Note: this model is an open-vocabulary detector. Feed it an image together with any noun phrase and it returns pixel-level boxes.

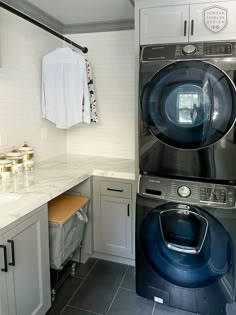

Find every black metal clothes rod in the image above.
[0,1,88,53]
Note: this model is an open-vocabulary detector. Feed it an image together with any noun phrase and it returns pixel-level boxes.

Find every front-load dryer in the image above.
[136,175,236,315]
[139,41,236,184]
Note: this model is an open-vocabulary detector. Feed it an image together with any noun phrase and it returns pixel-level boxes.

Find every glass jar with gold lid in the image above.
[19,142,34,171]
[6,147,24,174]
[0,154,12,178]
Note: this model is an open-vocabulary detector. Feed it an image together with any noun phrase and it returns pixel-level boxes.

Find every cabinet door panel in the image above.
[140,5,189,45]
[99,196,132,258]
[0,236,8,315]
[5,208,50,315]
[190,1,236,42]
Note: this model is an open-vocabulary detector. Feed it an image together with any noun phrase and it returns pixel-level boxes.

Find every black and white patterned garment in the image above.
[82,59,98,123]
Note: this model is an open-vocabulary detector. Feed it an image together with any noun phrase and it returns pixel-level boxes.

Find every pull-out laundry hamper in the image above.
[48,195,89,270]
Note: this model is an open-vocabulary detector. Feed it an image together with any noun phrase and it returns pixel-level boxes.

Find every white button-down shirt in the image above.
[42,47,90,129]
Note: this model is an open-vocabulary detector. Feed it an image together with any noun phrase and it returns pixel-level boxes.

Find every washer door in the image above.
[141,61,236,149]
[140,203,233,288]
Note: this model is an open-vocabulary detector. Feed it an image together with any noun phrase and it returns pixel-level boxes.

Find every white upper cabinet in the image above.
[140,5,189,45]
[190,1,236,42]
[140,1,236,45]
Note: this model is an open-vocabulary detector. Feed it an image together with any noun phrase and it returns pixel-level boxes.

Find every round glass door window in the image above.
[141,61,236,149]
[140,203,233,288]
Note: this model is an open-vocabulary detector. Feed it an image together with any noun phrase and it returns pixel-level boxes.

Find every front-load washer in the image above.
[136,175,236,315]
[139,41,236,184]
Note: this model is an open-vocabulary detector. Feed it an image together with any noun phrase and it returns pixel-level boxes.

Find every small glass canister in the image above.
[6,147,24,174]
[0,154,12,178]
[19,142,34,171]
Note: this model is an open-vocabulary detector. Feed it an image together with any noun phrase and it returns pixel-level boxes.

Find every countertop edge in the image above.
[0,167,135,234]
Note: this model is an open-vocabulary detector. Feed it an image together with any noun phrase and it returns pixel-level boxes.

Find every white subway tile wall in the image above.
[0,10,135,161]
[67,31,135,159]
[0,9,66,161]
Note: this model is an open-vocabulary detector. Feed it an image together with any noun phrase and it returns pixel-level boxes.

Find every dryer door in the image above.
[140,203,233,288]
[141,61,236,149]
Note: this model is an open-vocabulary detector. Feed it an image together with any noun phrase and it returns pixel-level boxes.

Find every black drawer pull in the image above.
[8,240,15,266]
[107,188,124,193]
[0,245,8,272]
[127,204,130,217]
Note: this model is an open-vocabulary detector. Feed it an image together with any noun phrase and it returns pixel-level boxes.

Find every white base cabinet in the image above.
[93,177,133,259]
[100,196,132,257]
[0,236,8,315]
[0,205,51,315]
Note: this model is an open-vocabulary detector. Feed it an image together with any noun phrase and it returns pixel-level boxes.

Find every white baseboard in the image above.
[80,251,135,266]
[91,252,135,266]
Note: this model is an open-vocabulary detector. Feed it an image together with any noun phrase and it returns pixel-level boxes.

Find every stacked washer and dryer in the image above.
[136,41,236,314]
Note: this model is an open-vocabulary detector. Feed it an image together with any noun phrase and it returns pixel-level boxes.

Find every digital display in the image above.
[205,44,232,56]
[200,187,226,203]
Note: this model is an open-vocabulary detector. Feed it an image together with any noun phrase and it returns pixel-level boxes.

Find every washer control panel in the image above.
[139,175,236,208]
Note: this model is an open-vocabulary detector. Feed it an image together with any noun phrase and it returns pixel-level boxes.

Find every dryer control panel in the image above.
[141,41,236,61]
[139,175,236,208]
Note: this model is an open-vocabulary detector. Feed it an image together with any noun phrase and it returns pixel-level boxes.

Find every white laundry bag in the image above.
[48,195,89,270]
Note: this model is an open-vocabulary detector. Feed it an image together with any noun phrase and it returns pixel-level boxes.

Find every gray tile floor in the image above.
[47,259,197,315]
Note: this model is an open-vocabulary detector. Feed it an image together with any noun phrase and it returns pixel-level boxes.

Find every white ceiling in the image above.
[26,0,134,24]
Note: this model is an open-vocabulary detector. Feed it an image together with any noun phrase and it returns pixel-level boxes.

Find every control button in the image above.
[182,45,196,55]
[177,186,191,198]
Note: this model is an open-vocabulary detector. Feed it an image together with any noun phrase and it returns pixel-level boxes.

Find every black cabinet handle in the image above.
[8,240,15,266]
[127,204,130,217]
[0,245,8,272]
[191,20,194,36]
[184,20,187,36]
[107,188,123,193]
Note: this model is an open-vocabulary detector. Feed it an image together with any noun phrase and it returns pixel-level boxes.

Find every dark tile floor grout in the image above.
[119,286,135,292]
[47,259,198,315]
[65,261,130,315]
[65,305,102,315]
[105,265,129,315]
[60,259,99,314]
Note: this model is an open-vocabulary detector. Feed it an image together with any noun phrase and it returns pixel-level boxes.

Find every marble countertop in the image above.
[0,154,135,234]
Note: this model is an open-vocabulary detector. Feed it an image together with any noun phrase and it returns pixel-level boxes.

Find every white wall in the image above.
[0,9,66,161]
[67,31,135,160]
[0,13,135,161]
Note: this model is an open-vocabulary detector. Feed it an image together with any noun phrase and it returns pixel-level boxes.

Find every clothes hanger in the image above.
[68,39,88,61]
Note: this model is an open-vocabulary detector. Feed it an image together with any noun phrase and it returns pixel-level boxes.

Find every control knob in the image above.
[178,186,191,198]
[182,45,196,55]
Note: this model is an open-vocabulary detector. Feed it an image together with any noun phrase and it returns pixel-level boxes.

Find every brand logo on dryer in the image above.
[203,6,228,33]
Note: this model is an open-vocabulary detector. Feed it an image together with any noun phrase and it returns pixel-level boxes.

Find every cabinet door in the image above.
[190,1,236,42]
[140,5,189,45]
[0,236,8,315]
[5,207,51,315]
[99,196,132,258]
